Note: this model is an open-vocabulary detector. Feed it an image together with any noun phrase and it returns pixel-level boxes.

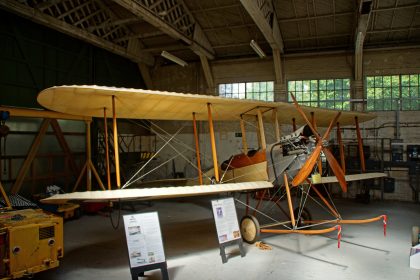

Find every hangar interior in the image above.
[0,0,419,279]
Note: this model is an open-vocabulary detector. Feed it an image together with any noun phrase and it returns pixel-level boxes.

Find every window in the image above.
[287,79,351,110]
[366,74,420,111]
[218,81,274,101]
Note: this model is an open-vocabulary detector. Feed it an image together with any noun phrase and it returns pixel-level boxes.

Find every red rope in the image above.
[383,215,388,237]
[337,225,342,248]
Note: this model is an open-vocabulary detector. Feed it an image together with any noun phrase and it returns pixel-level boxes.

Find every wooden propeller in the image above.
[290,93,347,192]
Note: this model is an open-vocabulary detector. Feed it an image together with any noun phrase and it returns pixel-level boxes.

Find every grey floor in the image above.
[34,196,420,280]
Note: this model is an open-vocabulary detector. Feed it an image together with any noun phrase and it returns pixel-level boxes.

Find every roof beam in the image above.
[355,0,372,81]
[372,3,420,12]
[285,33,352,41]
[112,0,215,59]
[279,12,353,23]
[0,0,155,66]
[240,0,284,52]
[199,55,215,93]
[354,0,373,110]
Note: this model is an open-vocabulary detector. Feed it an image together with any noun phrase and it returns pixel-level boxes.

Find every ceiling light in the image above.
[161,51,188,67]
[250,40,266,58]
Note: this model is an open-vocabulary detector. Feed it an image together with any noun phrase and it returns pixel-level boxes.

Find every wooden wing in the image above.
[37,85,375,126]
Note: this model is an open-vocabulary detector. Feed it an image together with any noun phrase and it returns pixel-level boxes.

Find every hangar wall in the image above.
[152,48,420,201]
[0,10,145,195]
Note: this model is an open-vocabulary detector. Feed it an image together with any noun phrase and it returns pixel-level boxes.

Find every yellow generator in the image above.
[0,209,63,279]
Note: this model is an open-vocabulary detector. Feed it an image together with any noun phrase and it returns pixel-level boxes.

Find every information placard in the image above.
[211,197,241,244]
[123,212,166,268]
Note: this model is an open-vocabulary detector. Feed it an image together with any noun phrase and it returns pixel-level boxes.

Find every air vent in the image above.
[39,226,54,240]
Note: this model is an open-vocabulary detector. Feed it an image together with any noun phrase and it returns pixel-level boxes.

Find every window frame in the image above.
[218,81,274,102]
[287,78,351,110]
[365,74,420,111]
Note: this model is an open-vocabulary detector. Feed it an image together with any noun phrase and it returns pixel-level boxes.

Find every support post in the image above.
[355,116,366,172]
[310,112,317,130]
[336,122,346,174]
[207,103,219,182]
[284,173,295,227]
[240,116,248,154]
[292,118,296,132]
[255,116,261,148]
[104,108,111,190]
[273,109,280,142]
[112,96,121,188]
[257,109,266,150]
[86,120,92,190]
[192,113,203,185]
[310,112,322,174]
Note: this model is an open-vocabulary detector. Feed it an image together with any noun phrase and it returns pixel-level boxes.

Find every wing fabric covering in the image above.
[41,181,273,204]
[37,85,376,126]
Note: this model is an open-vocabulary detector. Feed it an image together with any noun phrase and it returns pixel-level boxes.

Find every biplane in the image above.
[38,85,387,246]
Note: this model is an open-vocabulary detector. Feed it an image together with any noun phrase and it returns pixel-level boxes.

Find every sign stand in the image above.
[211,197,246,263]
[219,238,245,264]
[123,212,169,279]
[130,262,169,280]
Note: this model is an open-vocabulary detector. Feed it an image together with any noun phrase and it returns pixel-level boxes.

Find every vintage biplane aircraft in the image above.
[38,85,387,246]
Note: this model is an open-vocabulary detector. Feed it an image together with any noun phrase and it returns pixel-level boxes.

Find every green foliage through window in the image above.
[366,74,420,111]
[218,81,274,101]
[287,79,351,110]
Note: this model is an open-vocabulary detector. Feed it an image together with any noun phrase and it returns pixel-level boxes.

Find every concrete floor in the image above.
[34,196,420,280]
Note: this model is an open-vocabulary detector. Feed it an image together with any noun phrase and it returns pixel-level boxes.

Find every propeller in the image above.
[290,94,347,192]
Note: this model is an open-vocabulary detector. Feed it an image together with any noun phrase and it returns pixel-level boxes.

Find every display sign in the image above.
[211,197,241,244]
[123,212,166,268]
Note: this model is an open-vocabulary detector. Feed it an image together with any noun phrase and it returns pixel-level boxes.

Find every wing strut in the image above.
[355,116,366,173]
[336,122,346,174]
[257,109,267,150]
[240,116,248,154]
[112,96,121,188]
[207,103,219,182]
[103,108,111,190]
[192,113,203,185]
[273,108,281,142]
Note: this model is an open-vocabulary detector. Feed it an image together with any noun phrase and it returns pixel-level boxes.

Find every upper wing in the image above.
[37,85,375,126]
[312,172,387,185]
[41,181,273,204]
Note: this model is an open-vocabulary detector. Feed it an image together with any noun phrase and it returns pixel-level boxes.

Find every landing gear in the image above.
[412,226,420,246]
[240,215,260,244]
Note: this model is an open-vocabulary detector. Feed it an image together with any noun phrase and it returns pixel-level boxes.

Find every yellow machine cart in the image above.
[0,209,63,279]
[0,181,63,279]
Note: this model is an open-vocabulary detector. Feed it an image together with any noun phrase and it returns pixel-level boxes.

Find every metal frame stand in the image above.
[130,261,169,280]
[219,239,245,264]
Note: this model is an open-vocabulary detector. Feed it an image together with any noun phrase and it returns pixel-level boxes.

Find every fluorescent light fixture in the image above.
[250,40,266,58]
[161,51,188,67]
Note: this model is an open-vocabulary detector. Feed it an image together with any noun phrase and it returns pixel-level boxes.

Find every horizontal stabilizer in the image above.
[41,181,273,204]
[312,172,387,185]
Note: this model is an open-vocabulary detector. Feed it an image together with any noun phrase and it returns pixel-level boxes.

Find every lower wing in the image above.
[41,181,273,204]
[313,172,387,184]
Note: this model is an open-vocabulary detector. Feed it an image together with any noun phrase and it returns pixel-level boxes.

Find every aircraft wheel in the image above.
[412,226,420,246]
[293,207,312,228]
[240,215,260,244]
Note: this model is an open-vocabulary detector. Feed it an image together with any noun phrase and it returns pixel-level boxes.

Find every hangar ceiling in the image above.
[0,0,419,65]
